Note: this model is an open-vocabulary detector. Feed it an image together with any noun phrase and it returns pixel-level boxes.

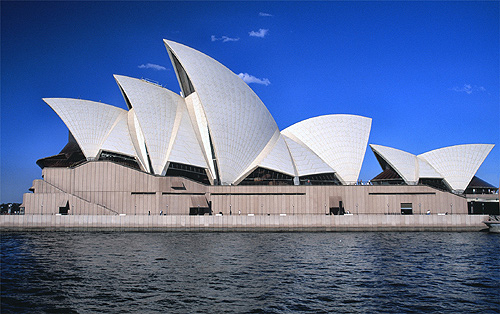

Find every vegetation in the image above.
[1,203,23,214]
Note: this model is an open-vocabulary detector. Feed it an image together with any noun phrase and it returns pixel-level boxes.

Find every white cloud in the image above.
[238,73,271,86]
[259,12,273,17]
[249,29,269,38]
[451,84,486,94]
[138,63,167,71]
[211,35,240,42]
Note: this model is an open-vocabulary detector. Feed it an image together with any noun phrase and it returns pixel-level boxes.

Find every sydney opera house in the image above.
[21,40,497,219]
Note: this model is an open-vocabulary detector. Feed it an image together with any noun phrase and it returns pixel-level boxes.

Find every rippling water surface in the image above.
[2,232,499,313]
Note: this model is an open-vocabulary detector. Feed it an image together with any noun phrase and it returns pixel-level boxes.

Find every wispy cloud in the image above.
[211,35,240,42]
[138,63,167,71]
[259,12,273,17]
[238,73,271,86]
[451,84,486,94]
[249,29,269,38]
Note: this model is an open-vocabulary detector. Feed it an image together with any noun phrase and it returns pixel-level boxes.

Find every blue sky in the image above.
[1,1,498,203]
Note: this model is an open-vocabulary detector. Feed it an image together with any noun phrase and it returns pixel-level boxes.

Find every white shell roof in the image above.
[184,92,217,179]
[258,134,296,177]
[43,40,378,186]
[370,144,419,183]
[371,143,494,192]
[167,99,208,170]
[164,40,279,184]
[127,108,151,173]
[417,158,441,178]
[43,39,495,191]
[282,114,372,184]
[43,98,132,159]
[114,75,185,175]
[419,144,494,192]
[100,110,136,157]
[283,136,335,176]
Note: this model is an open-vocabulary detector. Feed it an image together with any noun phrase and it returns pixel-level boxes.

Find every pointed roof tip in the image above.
[113,74,129,81]
[113,74,125,83]
[369,144,401,152]
[163,39,176,48]
[163,39,180,44]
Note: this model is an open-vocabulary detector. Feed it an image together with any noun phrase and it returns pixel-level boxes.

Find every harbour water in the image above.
[1,232,499,313]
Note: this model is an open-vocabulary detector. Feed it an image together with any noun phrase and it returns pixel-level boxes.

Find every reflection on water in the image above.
[2,232,499,313]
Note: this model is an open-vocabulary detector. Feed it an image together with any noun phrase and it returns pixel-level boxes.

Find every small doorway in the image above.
[329,196,344,215]
[59,201,70,215]
[189,196,211,215]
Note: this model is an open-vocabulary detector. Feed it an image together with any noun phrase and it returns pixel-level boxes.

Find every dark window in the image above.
[240,167,294,186]
[300,173,341,185]
[468,201,499,215]
[99,151,141,170]
[401,203,413,215]
[419,178,450,192]
[165,162,210,185]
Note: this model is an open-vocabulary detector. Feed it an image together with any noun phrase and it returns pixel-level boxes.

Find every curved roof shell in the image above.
[42,40,379,186]
[419,144,494,192]
[370,144,419,184]
[257,134,297,177]
[164,40,279,184]
[371,143,494,192]
[282,114,372,184]
[115,75,187,175]
[167,98,209,170]
[100,110,137,158]
[43,98,135,160]
[283,136,335,177]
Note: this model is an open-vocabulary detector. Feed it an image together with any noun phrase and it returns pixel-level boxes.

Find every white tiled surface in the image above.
[46,41,491,192]
[44,98,127,159]
[168,100,208,169]
[417,157,441,179]
[165,40,279,184]
[184,92,216,178]
[284,136,334,176]
[100,111,136,157]
[370,144,418,183]
[115,75,183,175]
[258,134,296,177]
[127,109,150,173]
[419,144,494,192]
[283,115,371,184]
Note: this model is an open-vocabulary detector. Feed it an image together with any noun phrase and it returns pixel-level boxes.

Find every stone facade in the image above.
[22,161,468,217]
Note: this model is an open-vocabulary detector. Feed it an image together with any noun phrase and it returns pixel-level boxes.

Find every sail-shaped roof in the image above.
[114,75,185,175]
[371,143,495,192]
[283,136,335,176]
[419,144,494,192]
[100,110,136,157]
[370,144,419,184]
[43,98,132,160]
[164,40,279,184]
[282,114,371,184]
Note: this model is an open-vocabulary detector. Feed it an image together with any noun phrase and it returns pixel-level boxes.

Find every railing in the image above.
[489,215,500,222]
[141,77,162,87]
